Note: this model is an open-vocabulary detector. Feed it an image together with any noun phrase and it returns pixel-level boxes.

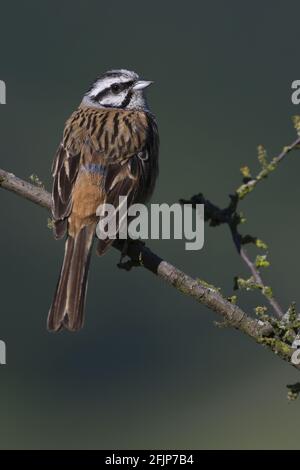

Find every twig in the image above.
[235,136,300,199]
[229,222,284,319]
[239,247,283,318]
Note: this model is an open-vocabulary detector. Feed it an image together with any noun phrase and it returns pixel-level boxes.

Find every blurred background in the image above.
[0,0,300,450]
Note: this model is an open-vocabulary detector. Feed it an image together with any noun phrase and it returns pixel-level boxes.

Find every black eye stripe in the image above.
[93,80,135,102]
[111,80,134,93]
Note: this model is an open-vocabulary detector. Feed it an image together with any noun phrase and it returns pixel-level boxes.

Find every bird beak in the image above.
[132,80,154,91]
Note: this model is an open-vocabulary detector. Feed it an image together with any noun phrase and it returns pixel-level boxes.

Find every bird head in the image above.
[83,69,153,110]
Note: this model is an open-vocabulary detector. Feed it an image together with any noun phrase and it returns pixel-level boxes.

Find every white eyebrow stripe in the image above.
[91,76,131,96]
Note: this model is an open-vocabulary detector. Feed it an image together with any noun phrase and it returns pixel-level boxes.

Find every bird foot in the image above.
[117,239,145,271]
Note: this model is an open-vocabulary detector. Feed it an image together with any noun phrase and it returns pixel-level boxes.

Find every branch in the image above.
[235,135,300,199]
[0,167,299,375]
[0,169,51,209]
[180,192,284,318]
[239,246,283,318]
[181,134,300,319]
[229,215,284,319]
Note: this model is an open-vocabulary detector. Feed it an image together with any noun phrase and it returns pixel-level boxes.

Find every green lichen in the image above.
[235,276,261,292]
[236,182,256,199]
[257,145,268,169]
[266,162,277,173]
[255,162,277,182]
[30,174,44,189]
[287,382,300,402]
[196,278,221,293]
[255,306,268,317]
[227,295,237,304]
[47,218,54,230]
[255,238,268,250]
[240,166,252,178]
[255,255,270,268]
[287,302,297,323]
[262,286,273,299]
[282,330,295,344]
[292,115,300,137]
[259,337,291,358]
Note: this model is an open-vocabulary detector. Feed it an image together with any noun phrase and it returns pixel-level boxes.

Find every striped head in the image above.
[82,69,153,111]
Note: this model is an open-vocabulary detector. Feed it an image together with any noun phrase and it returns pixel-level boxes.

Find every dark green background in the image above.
[1,0,300,450]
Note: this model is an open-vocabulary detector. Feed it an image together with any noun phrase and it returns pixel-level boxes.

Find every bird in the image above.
[48,69,159,332]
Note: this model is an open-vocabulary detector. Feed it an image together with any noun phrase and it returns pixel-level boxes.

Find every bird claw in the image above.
[117,239,145,271]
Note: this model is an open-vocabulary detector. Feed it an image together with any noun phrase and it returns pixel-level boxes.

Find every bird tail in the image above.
[48,223,95,332]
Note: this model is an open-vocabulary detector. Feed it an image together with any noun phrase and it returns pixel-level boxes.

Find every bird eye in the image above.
[111,83,121,94]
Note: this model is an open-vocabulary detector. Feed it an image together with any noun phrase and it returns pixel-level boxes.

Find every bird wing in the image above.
[51,111,88,238]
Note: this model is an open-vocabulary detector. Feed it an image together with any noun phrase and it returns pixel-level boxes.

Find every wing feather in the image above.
[52,146,81,238]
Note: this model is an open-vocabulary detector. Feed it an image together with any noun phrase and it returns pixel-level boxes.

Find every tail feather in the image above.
[48,223,95,332]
